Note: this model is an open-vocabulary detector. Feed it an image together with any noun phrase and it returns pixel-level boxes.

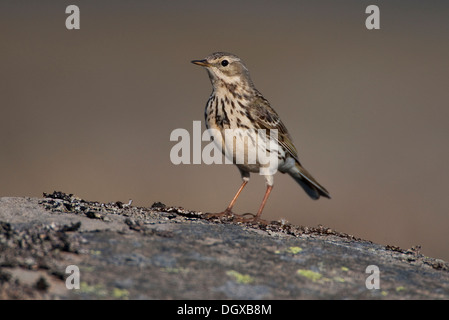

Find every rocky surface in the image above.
[1,192,448,299]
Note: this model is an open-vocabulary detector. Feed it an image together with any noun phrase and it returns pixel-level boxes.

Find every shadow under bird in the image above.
[192,52,330,221]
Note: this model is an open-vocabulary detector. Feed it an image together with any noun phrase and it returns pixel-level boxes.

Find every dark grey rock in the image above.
[1,193,449,299]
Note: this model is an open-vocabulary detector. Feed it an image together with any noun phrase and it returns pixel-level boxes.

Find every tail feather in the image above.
[288,163,331,200]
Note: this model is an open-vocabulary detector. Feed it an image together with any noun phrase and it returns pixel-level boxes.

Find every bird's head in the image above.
[191,52,253,88]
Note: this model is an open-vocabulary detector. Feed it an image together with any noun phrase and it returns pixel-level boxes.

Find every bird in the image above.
[191,52,330,222]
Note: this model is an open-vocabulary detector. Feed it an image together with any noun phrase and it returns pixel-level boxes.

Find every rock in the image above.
[0,192,449,299]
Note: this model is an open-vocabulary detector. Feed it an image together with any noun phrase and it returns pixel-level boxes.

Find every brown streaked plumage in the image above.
[192,52,330,222]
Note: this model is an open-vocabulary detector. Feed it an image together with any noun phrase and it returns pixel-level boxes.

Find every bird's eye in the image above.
[221,60,229,67]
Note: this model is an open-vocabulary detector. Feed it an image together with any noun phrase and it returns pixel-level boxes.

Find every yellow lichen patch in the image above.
[226,270,255,284]
[112,288,130,299]
[89,250,101,256]
[296,269,329,283]
[333,276,345,283]
[286,246,303,254]
[162,267,189,274]
[275,246,303,255]
[78,281,108,297]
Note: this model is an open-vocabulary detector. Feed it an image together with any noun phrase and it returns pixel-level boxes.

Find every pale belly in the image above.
[207,120,287,175]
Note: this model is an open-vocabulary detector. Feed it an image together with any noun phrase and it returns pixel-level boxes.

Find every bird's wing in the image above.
[248,95,302,165]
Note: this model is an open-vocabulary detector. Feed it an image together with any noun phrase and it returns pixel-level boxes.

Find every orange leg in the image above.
[225,180,248,212]
[205,180,248,219]
[205,182,273,223]
[235,185,273,223]
[255,185,273,219]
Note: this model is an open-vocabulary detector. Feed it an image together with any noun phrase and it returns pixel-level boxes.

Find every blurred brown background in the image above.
[1,1,449,260]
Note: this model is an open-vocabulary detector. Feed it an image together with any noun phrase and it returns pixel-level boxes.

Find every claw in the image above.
[232,213,270,225]
[204,209,234,220]
[204,209,270,225]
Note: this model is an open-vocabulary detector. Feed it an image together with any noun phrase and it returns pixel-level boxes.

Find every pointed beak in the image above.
[191,59,210,67]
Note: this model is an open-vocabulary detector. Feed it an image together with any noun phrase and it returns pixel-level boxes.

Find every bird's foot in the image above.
[232,213,270,225]
[204,209,234,221]
[204,210,270,225]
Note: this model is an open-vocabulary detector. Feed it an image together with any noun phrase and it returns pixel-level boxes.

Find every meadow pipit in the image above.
[192,52,330,221]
